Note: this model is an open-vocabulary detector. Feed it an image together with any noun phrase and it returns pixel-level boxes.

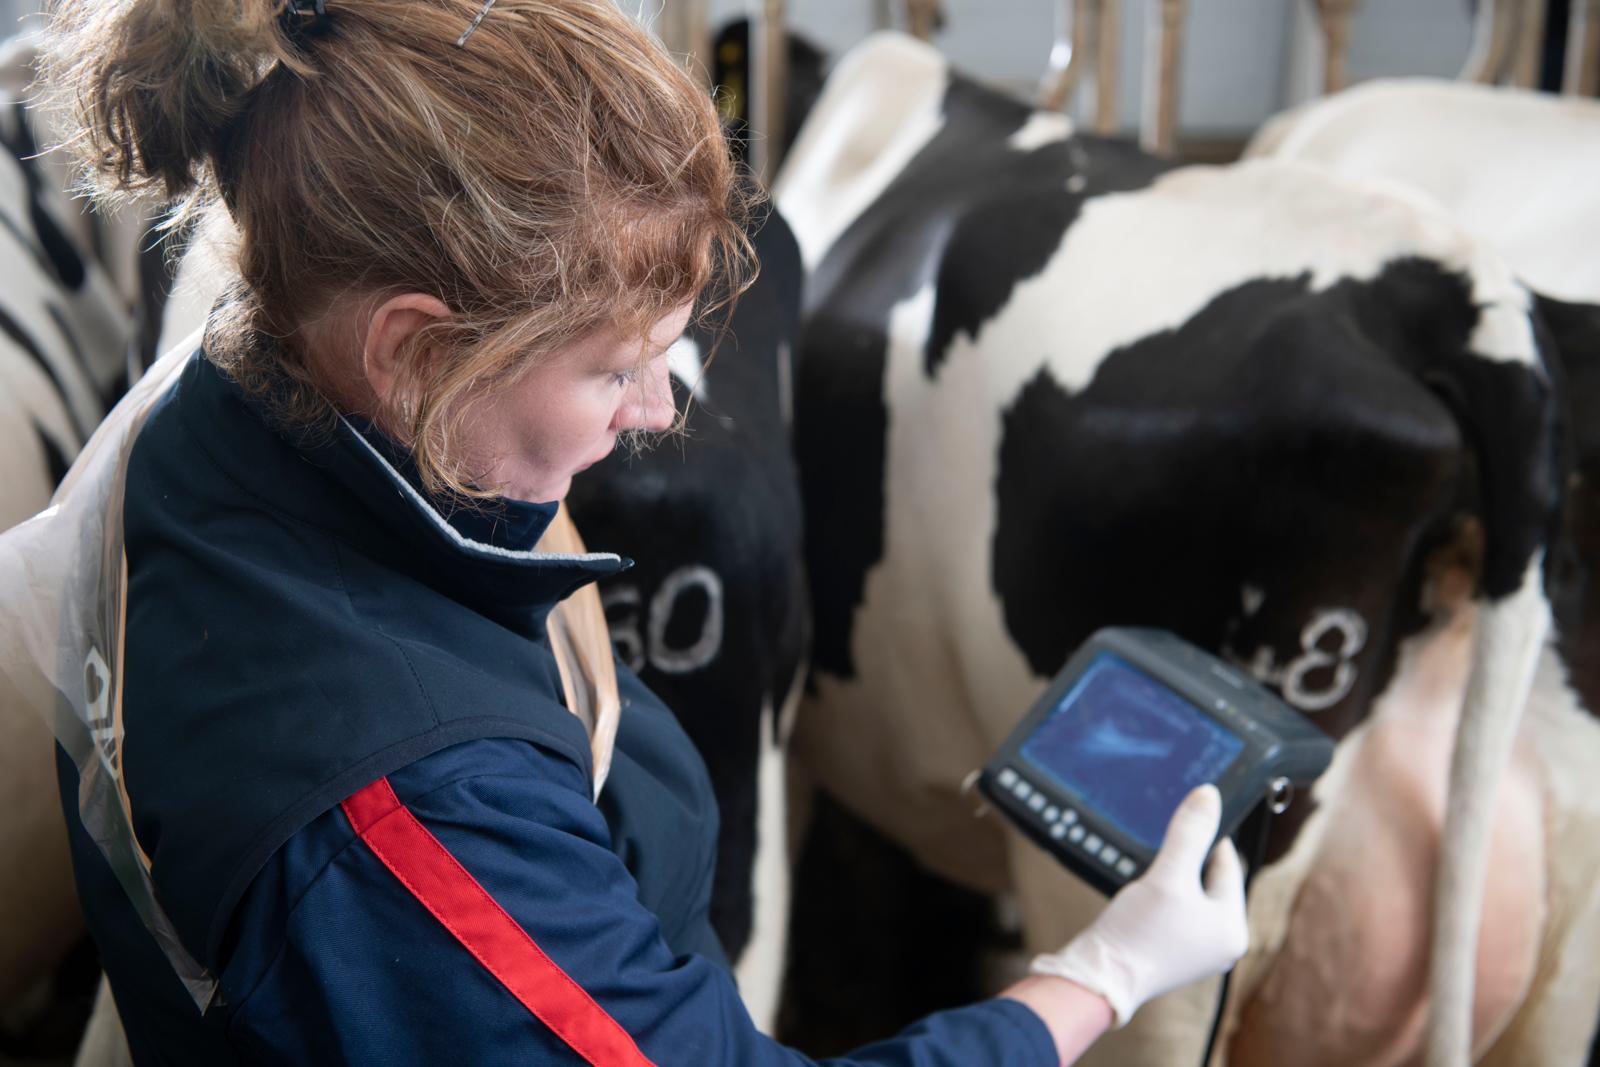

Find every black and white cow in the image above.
[564,211,808,1027]
[775,34,1564,1067]
[0,32,142,1056]
[1247,79,1600,1066]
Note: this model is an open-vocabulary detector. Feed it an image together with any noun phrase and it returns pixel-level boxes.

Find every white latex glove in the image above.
[1029,784,1249,1027]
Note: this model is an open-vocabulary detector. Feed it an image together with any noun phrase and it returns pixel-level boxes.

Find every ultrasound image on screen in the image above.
[1021,653,1244,850]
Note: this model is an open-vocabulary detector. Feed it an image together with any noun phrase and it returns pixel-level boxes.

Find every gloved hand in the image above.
[1029,784,1248,1027]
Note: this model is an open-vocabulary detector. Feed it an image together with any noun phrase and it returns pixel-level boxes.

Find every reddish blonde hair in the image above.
[43,0,755,494]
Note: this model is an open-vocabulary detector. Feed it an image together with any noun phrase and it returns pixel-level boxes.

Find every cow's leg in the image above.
[776,790,1000,1054]
[731,668,805,1032]
[73,975,132,1067]
[1227,606,1546,1067]
[0,710,83,1034]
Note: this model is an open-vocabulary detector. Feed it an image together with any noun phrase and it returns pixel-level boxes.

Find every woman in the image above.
[41,1,1247,1063]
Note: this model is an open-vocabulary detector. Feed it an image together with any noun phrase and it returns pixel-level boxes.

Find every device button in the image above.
[1099,845,1120,865]
[1068,825,1085,844]
[1043,805,1060,823]
[1083,833,1103,853]
[1027,793,1047,813]
[1060,808,1079,826]
[1013,780,1033,801]
[1116,858,1137,878]
[1049,821,1069,840]
[998,767,1018,789]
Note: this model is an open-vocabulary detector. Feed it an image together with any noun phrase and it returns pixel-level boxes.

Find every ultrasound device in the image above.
[979,627,1335,896]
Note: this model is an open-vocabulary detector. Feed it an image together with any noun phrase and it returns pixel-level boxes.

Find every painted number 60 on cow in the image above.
[602,565,725,675]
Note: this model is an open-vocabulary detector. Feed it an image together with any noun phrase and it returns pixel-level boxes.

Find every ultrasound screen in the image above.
[1021,652,1244,850]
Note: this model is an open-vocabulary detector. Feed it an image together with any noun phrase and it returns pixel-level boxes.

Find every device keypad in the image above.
[997,765,1147,885]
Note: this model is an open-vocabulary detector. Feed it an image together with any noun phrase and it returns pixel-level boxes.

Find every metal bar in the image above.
[1510,0,1549,88]
[657,0,711,88]
[1037,0,1080,113]
[1139,0,1185,156]
[747,0,787,187]
[1094,0,1120,132]
[1460,0,1517,83]
[1315,0,1360,95]
[1565,0,1600,94]
[905,0,942,41]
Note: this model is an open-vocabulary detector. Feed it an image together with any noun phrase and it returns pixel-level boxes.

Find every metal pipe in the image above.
[1094,0,1121,133]
[1139,0,1185,156]
[1565,0,1600,94]
[1315,0,1360,95]
[1510,0,1549,88]
[1037,0,1080,113]
[905,0,942,41]
[1460,0,1516,83]
[747,0,787,187]
[657,0,711,88]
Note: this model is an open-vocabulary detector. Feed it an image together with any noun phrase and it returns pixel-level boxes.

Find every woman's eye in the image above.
[611,366,642,387]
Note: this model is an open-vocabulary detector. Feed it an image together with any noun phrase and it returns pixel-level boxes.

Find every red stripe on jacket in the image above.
[341,777,655,1067]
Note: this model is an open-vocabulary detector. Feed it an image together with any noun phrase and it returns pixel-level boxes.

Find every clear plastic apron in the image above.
[0,335,618,1010]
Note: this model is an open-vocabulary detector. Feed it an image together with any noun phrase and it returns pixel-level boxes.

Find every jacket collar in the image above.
[176,347,631,615]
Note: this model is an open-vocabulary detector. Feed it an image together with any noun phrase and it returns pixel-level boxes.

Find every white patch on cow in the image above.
[942,161,1541,411]
[0,345,79,531]
[1487,643,1600,1063]
[799,283,1040,889]
[666,335,708,404]
[646,564,724,674]
[1007,111,1075,152]
[0,210,105,441]
[1248,78,1600,305]
[732,664,803,1033]
[773,35,950,273]
[73,976,133,1067]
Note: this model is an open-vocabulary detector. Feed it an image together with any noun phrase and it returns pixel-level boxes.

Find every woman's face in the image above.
[463,302,692,504]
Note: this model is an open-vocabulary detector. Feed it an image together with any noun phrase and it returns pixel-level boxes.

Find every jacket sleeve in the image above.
[217,738,1056,1067]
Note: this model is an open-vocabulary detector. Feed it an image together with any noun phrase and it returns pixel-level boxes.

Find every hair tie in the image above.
[279,0,331,41]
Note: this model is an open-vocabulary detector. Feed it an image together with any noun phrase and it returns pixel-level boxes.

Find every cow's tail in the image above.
[1423,289,1562,1067]
[1427,560,1549,1067]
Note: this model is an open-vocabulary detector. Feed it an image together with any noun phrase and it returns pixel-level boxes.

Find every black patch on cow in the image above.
[923,126,1168,378]
[798,72,1174,679]
[566,210,806,962]
[1537,293,1600,718]
[0,302,74,423]
[1345,258,1561,601]
[990,260,1555,763]
[776,792,1001,1055]
[33,420,71,487]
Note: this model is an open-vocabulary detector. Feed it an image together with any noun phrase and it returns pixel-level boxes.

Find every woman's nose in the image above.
[619,357,676,432]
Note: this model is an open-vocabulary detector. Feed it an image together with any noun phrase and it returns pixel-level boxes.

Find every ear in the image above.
[361,292,452,407]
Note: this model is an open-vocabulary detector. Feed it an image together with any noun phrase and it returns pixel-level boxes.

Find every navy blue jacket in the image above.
[58,350,1054,1065]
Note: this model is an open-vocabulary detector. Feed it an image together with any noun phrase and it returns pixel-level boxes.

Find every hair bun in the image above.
[39,0,312,204]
